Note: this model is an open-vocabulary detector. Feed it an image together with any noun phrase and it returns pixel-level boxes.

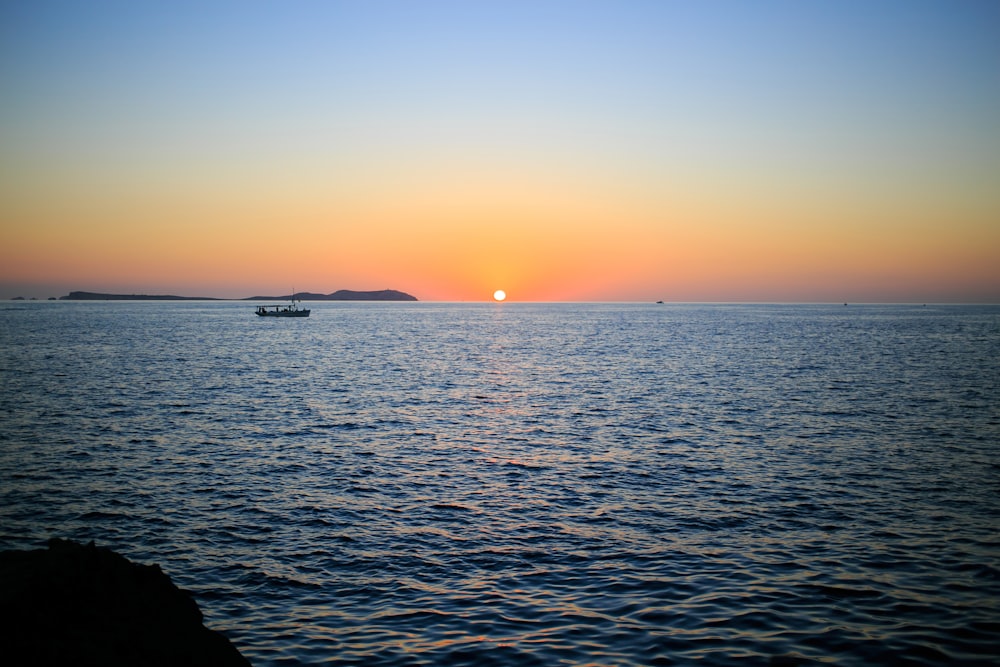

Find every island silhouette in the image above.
[59,289,417,301]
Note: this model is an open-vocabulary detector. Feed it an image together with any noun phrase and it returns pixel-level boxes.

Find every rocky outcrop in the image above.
[0,538,250,666]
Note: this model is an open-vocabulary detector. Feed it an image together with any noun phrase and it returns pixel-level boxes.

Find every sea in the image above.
[1,301,998,666]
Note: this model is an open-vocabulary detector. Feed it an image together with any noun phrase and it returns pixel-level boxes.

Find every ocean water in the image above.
[1,301,998,666]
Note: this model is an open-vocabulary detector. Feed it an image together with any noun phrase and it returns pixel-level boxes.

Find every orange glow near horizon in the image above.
[2,171,999,301]
[1,3,998,302]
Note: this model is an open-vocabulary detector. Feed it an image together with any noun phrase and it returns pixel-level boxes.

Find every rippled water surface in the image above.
[1,302,998,665]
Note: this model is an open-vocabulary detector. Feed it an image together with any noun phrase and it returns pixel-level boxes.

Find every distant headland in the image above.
[58,289,418,301]
[247,289,417,301]
[59,291,217,301]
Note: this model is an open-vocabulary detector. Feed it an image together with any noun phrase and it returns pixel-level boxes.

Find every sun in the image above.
[493,289,507,302]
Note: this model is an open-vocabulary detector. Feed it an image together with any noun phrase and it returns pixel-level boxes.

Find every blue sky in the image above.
[2,1,999,300]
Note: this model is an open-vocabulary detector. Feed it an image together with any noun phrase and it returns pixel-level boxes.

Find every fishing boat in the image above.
[255,297,310,317]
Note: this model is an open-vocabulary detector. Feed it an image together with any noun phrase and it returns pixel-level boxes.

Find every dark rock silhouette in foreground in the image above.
[0,538,250,666]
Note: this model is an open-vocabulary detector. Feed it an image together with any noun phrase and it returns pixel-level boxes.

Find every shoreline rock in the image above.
[0,538,251,666]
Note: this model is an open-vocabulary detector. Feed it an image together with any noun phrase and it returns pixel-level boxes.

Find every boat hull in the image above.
[256,310,310,317]
[255,305,310,317]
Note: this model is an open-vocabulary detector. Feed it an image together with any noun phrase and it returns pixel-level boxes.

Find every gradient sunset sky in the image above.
[2,1,998,301]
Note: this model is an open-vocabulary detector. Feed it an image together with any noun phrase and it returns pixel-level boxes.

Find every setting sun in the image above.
[493,290,507,302]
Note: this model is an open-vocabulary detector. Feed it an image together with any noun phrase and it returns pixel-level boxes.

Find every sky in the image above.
[2,1,998,302]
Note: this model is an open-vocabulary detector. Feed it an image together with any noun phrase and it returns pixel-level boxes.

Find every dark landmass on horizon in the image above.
[60,291,219,301]
[247,289,417,301]
[0,538,250,666]
[59,289,418,301]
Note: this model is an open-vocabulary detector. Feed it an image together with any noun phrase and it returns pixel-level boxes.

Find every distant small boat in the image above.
[255,300,310,317]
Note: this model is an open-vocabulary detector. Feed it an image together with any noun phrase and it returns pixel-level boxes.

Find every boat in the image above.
[255,303,310,317]
[255,297,310,317]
